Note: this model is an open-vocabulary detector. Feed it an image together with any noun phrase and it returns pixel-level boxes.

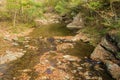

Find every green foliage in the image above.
[21,0,43,22]
[55,0,82,14]
[87,1,102,10]
[43,0,58,7]
[117,52,120,59]
[113,19,120,28]
[6,0,43,23]
[55,0,69,14]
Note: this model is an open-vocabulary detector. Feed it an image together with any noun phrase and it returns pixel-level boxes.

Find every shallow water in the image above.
[66,41,94,58]
[29,23,74,38]
[1,23,114,80]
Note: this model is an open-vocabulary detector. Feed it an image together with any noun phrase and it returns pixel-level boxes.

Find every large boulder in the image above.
[67,13,84,30]
[91,32,120,80]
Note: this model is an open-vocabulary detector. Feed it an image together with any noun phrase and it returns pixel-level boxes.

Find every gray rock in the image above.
[63,55,79,62]
[25,45,30,48]
[0,50,24,64]
[12,42,19,46]
[67,13,84,30]
[91,45,114,61]
[91,32,120,80]
[77,67,83,70]
[106,61,120,79]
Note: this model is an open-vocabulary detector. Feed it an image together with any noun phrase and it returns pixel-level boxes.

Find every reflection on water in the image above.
[30,23,75,38]
[66,41,94,58]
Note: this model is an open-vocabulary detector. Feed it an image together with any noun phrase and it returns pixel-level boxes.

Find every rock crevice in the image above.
[91,32,120,80]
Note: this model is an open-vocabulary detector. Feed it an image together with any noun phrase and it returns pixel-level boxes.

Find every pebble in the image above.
[25,45,30,48]
[23,50,27,53]
[57,61,62,65]
[72,62,80,67]
[85,76,91,79]
[94,64,103,71]
[18,69,32,72]
[63,55,79,61]
[77,67,83,70]
[84,71,89,76]
[72,70,77,73]
[12,42,19,46]
[64,75,70,80]
[12,37,18,41]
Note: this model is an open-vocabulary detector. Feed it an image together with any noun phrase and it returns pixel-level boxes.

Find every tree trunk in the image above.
[13,10,17,27]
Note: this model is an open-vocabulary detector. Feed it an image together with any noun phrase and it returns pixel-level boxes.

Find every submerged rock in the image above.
[63,55,80,62]
[56,43,74,51]
[33,51,73,80]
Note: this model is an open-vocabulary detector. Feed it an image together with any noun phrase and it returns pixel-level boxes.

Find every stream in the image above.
[0,23,114,80]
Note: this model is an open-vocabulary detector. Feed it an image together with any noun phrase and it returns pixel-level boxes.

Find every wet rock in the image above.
[94,64,103,71]
[45,68,53,74]
[72,32,90,42]
[18,69,32,73]
[63,55,80,62]
[47,37,55,43]
[81,62,92,68]
[67,13,84,30]
[72,62,80,67]
[56,43,74,51]
[54,36,73,44]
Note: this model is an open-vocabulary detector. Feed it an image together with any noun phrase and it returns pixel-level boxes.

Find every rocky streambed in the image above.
[0,23,114,80]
